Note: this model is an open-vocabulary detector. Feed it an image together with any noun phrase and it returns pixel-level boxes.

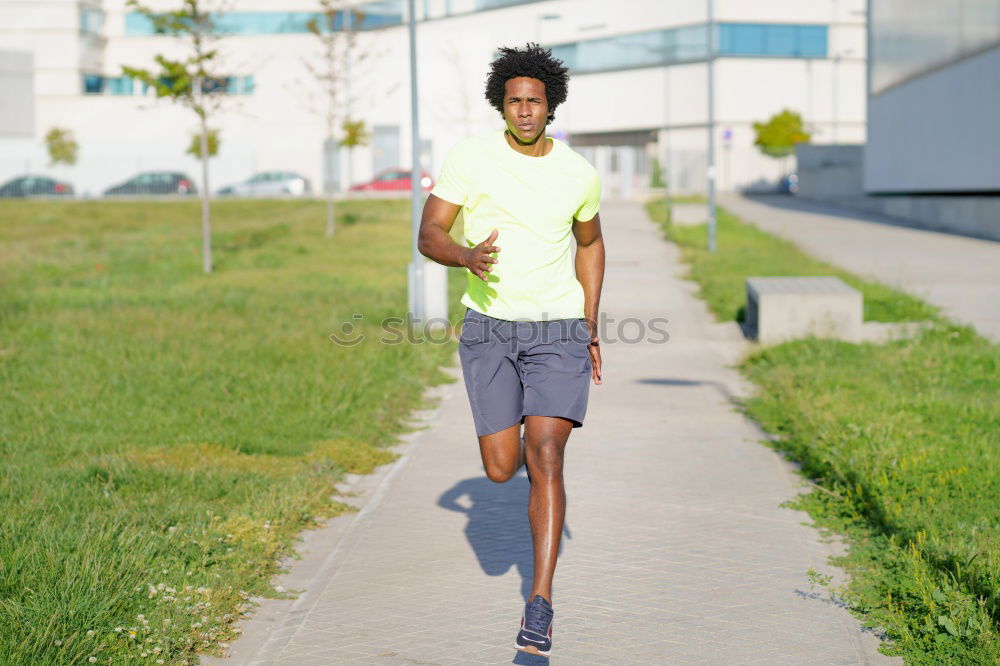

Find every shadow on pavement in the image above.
[636,378,708,387]
[512,649,551,664]
[438,474,570,603]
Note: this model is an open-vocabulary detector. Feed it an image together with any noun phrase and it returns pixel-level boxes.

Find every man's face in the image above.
[502,76,550,144]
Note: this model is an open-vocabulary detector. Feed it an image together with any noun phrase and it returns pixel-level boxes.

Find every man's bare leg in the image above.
[522,415,573,603]
[477,422,524,483]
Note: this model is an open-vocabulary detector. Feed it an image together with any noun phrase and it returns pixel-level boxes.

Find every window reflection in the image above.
[550,23,826,75]
[81,74,254,96]
[124,1,402,36]
[718,24,828,57]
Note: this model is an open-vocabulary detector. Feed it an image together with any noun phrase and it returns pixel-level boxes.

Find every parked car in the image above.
[103,172,196,196]
[217,171,311,197]
[779,173,799,194]
[0,175,74,198]
[349,168,434,192]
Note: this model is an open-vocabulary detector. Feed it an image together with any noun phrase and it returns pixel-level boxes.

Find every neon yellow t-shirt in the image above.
[430,129,601,322]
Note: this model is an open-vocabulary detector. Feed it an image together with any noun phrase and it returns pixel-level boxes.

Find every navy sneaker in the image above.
[514,595,553,656]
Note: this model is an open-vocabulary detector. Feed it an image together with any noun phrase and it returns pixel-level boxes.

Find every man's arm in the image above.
[573,212,605,384]
[418,194,499,282]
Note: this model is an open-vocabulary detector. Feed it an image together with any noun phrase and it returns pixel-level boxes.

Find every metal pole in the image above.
[832,0,838,144]
[406,0,424,321]
[663,61,671,223]
[832,54,839,143]
[706,0,717,252]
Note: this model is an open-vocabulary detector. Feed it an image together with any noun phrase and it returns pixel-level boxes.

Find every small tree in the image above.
[122,0,228,273]
[186,128,220,159]
[753,109,811,174]
[44,128,79,167]
[649,156,665,189]
[303,3,369,238]
[340,118,370,183]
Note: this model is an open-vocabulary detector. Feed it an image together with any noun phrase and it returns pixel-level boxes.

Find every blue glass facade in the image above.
[474,0,541,9]
[106,76,134,95]
[718,24,827,57]
[80,7,104,34]
[83,74,104,94]
[83,75,254,96]
[125,1,402,36]
[551,23,828,75]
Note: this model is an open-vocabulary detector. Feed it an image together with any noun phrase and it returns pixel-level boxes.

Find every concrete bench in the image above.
[745,277,862,344]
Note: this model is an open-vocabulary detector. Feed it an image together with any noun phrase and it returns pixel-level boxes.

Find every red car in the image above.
[349,168,434,192]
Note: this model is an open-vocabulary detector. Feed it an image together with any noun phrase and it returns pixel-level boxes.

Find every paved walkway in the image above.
[212,201,898,665]
[720,194,1000,342]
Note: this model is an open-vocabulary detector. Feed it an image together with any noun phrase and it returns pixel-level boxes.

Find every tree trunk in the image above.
[199,110,212,273]
[326,191,335,238]
[325,134,335,237]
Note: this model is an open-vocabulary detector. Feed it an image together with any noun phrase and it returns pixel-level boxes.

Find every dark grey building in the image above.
[865,0,1000,194]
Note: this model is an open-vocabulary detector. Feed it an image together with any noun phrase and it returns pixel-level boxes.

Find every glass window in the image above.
[673,24,710,60]
[80,6,104,34]
[720,24,764,54]
[547,23,830,76]
[202,77,227,93]
[797,26,828,57]
[474,0,539,9]
[354,1,404,29]
[214,12,319,35]
[549,43,577,70]
[106,76,134,95]
[83,74,104,94]
[125,3,401,37]
[767,26,797,55]
[125,13,158,35]
[718,24,828,57]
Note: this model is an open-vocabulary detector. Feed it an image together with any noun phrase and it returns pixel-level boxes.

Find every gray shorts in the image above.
[458,307,592,437]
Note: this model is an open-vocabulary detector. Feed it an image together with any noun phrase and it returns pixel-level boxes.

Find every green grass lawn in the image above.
[646,200,999,664]
[0,198,465,664]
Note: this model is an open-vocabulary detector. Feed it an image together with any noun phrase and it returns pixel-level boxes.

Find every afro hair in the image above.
[484,42,569,126]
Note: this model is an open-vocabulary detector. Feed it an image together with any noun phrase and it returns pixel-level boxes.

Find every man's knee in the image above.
[484,462,516,484]
[526,434,566,476]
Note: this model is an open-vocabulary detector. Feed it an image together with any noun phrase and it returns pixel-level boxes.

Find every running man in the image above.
[417,43,604,657]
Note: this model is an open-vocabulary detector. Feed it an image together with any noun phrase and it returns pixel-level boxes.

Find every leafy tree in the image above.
[753,109,811,159]
[303,2,369,237]
[122,0,228,273]
[340,118,370,183]
[649,156,665,189]
[186,128,220,159]
[44,128,78,167]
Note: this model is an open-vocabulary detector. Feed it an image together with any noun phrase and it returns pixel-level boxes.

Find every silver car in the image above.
[218,171,311,197]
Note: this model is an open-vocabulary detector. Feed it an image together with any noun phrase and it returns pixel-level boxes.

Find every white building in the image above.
[0,0,867,197]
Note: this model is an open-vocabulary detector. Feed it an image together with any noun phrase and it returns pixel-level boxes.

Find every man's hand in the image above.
[589,339,602,385]
[462,229,500,282]
[583,316,602,385]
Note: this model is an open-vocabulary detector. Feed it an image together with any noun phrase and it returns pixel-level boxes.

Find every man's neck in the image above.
[504,129,552,157]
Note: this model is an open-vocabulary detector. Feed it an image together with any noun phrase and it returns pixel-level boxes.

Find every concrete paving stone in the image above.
[208,200,900,666]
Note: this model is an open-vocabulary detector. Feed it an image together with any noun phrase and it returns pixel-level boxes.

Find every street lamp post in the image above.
[407,0,424,322]
[406,0,447,326]
[706,0,717,252]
